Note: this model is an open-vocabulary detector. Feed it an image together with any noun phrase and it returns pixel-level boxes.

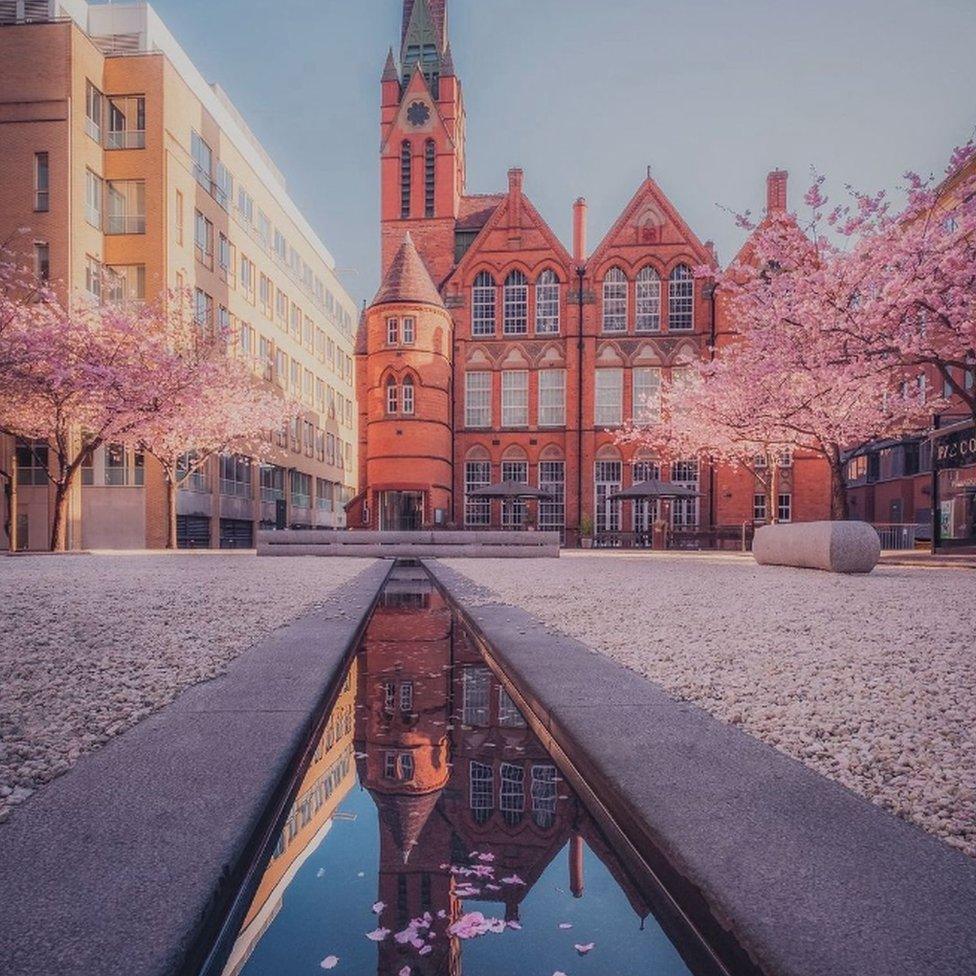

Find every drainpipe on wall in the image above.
[451,334,457,528]
[573,199,588,548]
[706,283,717,533]
[576,265,585,547]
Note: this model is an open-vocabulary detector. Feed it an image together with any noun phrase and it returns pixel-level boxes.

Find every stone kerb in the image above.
[256,530,561,558]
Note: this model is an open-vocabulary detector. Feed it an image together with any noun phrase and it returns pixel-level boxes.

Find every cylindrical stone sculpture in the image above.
[752,521,881,574]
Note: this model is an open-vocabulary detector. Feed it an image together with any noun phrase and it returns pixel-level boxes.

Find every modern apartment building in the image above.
[0,0,358,550]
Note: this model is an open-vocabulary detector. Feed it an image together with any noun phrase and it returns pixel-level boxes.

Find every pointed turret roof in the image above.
[402,0,447,53]
[381,47,399,83]
[441,41,455,76]
[355,302,368,355]
[373,790,442,864]
[372,233,445,309]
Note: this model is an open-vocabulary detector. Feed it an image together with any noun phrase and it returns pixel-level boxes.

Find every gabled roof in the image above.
[587,175,714,272]
[372,232,446,309]
[445,184,574,289]
[380,66,456,155]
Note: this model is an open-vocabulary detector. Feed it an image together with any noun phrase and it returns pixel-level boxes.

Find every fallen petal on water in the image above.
[372,901,385,914]
[575,942,595,955]
[320,956,339,970]
[365,928,390,942]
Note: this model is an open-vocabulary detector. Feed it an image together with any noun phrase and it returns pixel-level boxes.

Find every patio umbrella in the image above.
[610,480,700,501]
[469,481,554,499]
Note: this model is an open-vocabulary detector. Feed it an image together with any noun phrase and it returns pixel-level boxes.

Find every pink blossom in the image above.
[372,901,385,915]
[365,928,390,942]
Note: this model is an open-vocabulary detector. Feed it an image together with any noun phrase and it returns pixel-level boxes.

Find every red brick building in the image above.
[351,0,831,542]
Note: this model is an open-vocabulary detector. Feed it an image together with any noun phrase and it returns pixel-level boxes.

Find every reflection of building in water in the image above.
[222,665,359,976]
[444,622,580,924]
[355,575,651,975]
[356,574,460,976]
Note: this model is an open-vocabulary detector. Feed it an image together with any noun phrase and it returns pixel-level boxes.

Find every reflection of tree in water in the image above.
[355,575,650,975]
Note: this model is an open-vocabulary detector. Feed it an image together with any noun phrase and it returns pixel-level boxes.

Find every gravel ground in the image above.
[0,554,374,824]
[443,553,976,858]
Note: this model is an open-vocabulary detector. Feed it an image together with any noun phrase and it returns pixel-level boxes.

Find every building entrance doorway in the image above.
[380,491,424,531]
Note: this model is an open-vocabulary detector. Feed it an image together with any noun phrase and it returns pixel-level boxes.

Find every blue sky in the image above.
[147,0,976,305]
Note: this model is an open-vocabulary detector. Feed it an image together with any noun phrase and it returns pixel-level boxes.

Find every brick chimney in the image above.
[766,170,788,214]
[573,197,588,263]
[508,167,523,228]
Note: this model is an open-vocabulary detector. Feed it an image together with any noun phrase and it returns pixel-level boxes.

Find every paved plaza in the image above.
[0,554,373,824]
[444,552,976,858]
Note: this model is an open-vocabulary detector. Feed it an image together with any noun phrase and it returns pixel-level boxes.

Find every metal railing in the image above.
[872,523,919,550]
[105,129,146,150]
[589,524,755,551]
[104,213,146,235]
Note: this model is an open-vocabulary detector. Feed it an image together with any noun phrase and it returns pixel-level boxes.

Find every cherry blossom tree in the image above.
[131,317,299,549]
[0,236,57,548]
[621,157,960,521]
[815,143,976,419]
[623,340,929,521]
[1,287,297,551]
[1,296,175,550]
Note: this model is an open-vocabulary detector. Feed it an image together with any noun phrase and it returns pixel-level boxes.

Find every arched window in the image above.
[635,267,661,332]
[386,377,398,414]
[402,375,415,415]
[602,267,627,332]
[424,140,436,218]
[400,141,412,219]
[503,270,528,335]
[535,269,560,334]
[668,264,694,331]
[472,271,496,336]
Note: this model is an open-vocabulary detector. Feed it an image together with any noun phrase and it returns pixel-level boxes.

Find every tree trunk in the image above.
[3,470,14,553]
[827,447,849,522]
[166,472,178,550]
[49,479,69,552]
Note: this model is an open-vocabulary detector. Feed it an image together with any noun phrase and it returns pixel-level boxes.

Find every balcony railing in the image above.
[104,213,146,235]
[106,128,146,150]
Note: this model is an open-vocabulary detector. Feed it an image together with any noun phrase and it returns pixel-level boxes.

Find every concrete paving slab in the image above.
[426,559,976,976]
[0,560,390,976]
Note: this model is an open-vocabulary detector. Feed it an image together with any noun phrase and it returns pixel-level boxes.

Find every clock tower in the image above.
[380,0,466,286]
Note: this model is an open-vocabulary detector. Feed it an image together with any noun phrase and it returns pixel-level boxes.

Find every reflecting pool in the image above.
[215,564,705,976]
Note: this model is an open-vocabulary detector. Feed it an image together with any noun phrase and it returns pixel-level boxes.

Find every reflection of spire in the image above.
[372,790,442,864]
[569,832,585,898]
